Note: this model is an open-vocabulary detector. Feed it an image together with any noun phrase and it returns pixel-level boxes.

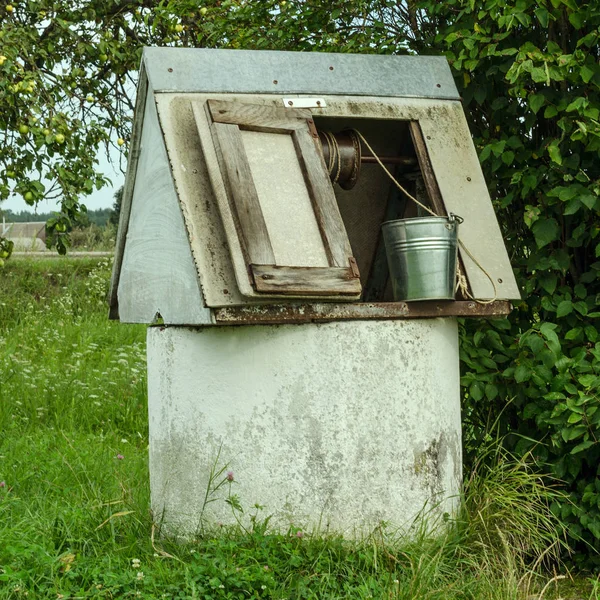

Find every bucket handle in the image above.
[447,213,464,227]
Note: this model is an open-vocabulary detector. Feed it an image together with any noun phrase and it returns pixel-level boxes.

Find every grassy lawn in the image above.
[0,256,598,599]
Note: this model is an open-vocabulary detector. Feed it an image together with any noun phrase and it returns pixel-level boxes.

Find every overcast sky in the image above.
[2,147,125,214]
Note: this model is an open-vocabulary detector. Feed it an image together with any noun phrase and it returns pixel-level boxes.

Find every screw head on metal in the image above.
[168,68,173,73]
[466,176,472,181]
[287,100,293,106]
[273,79,278,84]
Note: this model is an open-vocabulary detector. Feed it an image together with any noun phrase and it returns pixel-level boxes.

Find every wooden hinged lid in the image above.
[193,99,361,299]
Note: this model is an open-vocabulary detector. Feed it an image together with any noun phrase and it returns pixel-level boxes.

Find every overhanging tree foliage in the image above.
[0,0,378,256]
[1,0,600,558]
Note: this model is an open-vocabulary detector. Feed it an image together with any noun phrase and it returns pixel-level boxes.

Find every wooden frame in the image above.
[409,120,472,300]
[195,99,361,298]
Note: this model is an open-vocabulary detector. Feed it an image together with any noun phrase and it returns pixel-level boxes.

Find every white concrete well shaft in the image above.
[147,318,461,536]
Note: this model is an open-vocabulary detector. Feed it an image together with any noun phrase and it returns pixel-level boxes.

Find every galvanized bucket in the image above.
[382,214,461,302]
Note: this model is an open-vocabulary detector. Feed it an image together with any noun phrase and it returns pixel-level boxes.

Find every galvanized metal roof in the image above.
[142,47,459,100]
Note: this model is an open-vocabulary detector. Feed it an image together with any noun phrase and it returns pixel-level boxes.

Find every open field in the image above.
[0,256,598,599]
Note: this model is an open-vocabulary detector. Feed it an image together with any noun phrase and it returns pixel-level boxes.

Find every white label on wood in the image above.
[241,129,328,268]
[282,97,327,109]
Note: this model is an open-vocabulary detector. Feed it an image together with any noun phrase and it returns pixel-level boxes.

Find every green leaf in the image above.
[470,381,484,401]
[474,330,485,346]
[515,364,532,383]
[584,107,600,120]
[565,327,583,340]
[568,412,583,424]
[565,425,587,442]
[567,97,588,113]
[580,194,597,210]
[474,86,487,105]
[529,93,545,114]
[573,283,587,298]
[532,218,560,248]
[560,0,579,10]
[479,144,492,162]
[571,440,595,454]
[480,356,497,370]
[534,7,550,27]
[581,65,596,83]
[547,141,562,165]
[568,11,585,29]
[540,322,561,354]
[485,384,498,401]
[585,326,598,343]
[564,198,582,215]
[544,105,559,118]
[555,356,571,372]
[539,273,557,294]
[556,300,573,318]
[526,334,545,353]
[501,150,515,165]
[580,375,598,388]
[531,66,548,83]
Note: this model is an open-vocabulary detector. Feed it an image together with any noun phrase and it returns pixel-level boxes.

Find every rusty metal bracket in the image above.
[348,257,360,279]
[214,301,513,325]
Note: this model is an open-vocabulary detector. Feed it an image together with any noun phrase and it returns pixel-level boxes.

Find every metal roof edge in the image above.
[142,47,459,101]
[108,57,149,320]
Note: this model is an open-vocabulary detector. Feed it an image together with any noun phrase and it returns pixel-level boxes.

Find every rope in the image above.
[321,130,342,185]
[322,128,498,304]
[458,239,498,304]
[353,130,437,218]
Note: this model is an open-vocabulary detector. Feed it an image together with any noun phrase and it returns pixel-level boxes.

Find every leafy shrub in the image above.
[416,0,600,561]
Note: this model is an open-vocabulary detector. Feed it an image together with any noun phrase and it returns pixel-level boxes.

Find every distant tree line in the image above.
[1,186,122,229]
[0,207,113,228]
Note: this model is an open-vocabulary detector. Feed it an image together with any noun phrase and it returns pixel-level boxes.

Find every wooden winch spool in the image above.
[318,129,418,190]
[318,129,361,191]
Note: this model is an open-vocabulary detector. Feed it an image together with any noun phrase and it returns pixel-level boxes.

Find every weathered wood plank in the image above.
[214,300,513,324]
[251,264,361,296]
[409,121,445,216]
[410,120,472,299]
[292,127,355,269]
[208,99,310,132]
[210,121,275,265]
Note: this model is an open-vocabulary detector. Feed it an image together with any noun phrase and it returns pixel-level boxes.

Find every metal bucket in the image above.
[382,214,461,302]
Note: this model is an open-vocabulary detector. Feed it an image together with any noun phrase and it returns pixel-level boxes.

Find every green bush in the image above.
[414,0,600,561]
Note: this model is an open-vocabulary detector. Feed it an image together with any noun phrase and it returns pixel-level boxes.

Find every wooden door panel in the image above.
[207,99,311,131]
[252,265,362,296]
[197,99,361,299]
[292,127,353,267]
[210,121,275,265]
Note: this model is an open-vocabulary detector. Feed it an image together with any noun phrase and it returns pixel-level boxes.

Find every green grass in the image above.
[0,256,597,599]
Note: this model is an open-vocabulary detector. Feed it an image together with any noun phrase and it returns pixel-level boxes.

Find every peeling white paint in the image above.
[147,318,462,537]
